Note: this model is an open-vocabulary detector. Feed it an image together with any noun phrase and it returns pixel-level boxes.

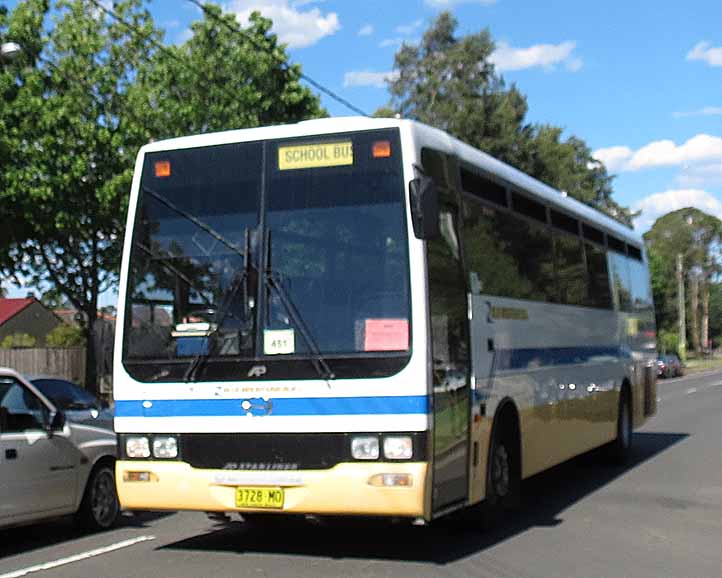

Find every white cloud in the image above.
[224,0,340,48]
[593,134,722,173]
[490,41,582,72]
[633,189,722,232]
[358,24,373,36]
[425,0,496,7]
[343,70,399,88]
[686,42,722,68]
[676,162,722,188]
[379,37,404,48]
[673,106,722,118]
[395,19,422,35]
[592,146,634,173]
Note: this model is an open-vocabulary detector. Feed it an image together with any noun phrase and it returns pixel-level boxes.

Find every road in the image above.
[1,370,721,578]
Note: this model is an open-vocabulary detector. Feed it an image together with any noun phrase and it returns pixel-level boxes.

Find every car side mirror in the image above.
[409,176,440,240]
[46,410,66,436]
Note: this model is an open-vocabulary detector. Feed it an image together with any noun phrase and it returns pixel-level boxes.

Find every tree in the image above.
[2,0,160,394]
[130,5,324,140]
[644,208,722,354]
[378,12,632,226]
[2,1,324,394]
[46,323,84,347]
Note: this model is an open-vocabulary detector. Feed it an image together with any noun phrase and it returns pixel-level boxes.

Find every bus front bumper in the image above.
[116,461,428,518]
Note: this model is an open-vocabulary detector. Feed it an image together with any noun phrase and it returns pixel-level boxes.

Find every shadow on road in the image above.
[0,511,172,560]
[160,432,687,565]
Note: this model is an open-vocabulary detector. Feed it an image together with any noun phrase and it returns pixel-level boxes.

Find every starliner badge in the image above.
[240,397,273,417]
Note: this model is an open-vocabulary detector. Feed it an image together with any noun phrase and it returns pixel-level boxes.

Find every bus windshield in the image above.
[122,129,411,382]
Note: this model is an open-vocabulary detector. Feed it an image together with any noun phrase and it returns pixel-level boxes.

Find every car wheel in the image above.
[76,464,120,531]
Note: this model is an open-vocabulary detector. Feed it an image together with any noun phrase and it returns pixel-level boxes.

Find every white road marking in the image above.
[0,535,155,578]
[686,388,698,395]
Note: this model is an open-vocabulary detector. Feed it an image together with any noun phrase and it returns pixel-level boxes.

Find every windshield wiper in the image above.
[142,187,247,260]
[183,229,254,382]
[133,241,214,308]
[261,229,335,382]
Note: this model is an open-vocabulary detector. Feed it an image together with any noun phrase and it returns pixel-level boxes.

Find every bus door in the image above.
[422,149,471,513]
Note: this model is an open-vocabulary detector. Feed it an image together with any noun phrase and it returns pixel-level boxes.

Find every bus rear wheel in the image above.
[477,417,520,529]
[605,388,633,464]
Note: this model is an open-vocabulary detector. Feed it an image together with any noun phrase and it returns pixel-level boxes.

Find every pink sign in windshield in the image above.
[364,319,409,352]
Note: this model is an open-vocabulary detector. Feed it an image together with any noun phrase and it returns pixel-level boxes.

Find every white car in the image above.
[0,367,119,531]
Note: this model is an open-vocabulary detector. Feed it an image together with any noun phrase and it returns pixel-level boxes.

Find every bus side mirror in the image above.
[409,176,439,240]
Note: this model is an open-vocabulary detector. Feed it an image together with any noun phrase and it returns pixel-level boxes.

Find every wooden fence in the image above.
[0,347,86,384]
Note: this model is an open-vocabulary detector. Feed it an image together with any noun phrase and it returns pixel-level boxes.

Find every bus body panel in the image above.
[114,117,655,522]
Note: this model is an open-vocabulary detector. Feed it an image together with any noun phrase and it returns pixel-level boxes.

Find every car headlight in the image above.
[126,436,150,458]
[152,436,178,459]
[383,436,413,460]
[351,436,379,460]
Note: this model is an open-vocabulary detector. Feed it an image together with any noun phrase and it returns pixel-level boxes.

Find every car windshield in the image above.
[122,129,411,381]
[31,379,98,410]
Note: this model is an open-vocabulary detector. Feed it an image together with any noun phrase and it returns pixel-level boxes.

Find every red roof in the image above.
[0,298,35,326]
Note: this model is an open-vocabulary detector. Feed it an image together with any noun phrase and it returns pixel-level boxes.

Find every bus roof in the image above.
[139,116,642,247]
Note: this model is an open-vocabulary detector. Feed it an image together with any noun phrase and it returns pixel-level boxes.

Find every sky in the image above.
[4,0,722,302]
[150,0,720,234]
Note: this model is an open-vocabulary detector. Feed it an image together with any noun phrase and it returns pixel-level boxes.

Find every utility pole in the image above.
[677,253,686,361]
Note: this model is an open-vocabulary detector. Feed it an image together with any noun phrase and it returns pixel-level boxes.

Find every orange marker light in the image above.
[372,140,391,158]
[154,160,171,177]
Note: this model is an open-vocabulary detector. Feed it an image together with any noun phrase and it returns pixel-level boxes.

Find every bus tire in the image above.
[606,386,633,464]
[478,411,520,529]
[75,462,120,531]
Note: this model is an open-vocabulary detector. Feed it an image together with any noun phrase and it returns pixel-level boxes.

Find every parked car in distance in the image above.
[657,354,684,378]
[29,376,113,430]
[0,368,119,531]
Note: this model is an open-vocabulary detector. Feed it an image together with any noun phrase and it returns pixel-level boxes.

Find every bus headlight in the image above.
[383,436,413,460]
[351,436,379,460]
[126,436,150,458]
[152,436,178,459]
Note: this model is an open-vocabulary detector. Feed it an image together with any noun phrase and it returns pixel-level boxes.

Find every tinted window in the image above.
[0,378,48,432]
[583,224,605,245]
[608,235,626,254]
[628,258,653,312]
[585,242,613,309]
[512,192,547,223]
[608,252,632,310]
[550,210,579,235]
[554,234,586,306]
[32,379,98,409]
[460,168,507,207]
[462,199,555,302]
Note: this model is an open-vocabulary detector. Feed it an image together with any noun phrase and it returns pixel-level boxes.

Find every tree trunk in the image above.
[690,274,700,354]
[84,309,99,396]
[701,277,710,352]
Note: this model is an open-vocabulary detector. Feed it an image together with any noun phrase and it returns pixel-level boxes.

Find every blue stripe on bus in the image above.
[115,395,430,418]
[494,345,627,371]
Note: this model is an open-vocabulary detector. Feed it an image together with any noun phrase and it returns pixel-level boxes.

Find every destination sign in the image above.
[278,141,353,170]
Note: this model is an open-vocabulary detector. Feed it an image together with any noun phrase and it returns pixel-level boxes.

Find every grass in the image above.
[681,355,722,375]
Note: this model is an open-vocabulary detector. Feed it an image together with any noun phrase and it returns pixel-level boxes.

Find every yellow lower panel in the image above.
[117,461,428,518]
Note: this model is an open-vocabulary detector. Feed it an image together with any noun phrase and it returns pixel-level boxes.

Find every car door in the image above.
[0,376,79,522]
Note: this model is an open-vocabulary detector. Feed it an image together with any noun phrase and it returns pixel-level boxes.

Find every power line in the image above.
[85,0,288,121]
[185,0,369,117]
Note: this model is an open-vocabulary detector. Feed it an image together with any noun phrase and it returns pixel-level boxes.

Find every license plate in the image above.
[235,487,284,509]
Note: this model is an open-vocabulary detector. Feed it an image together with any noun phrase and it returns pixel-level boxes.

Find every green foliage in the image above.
[0,0,324,390]
[658,330,678,355]
[130,6,324,139]
[46,323,85,347]
[1,333,36,348]
[379,12,632,226]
